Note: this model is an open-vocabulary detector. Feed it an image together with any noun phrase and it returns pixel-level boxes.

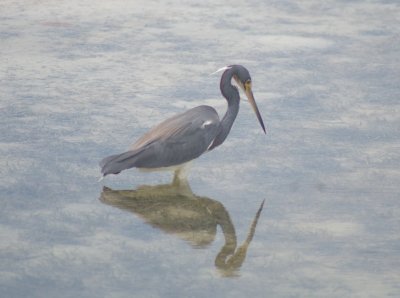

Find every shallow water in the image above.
[1,0,399,297]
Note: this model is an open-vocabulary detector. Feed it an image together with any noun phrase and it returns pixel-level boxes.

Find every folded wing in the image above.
[100,105,221,176]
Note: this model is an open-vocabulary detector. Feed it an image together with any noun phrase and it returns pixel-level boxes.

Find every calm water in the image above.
[1,0,399,297]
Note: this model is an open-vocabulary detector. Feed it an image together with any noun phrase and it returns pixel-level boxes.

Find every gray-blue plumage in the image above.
[100,65,265,180]
[100,106,220,175]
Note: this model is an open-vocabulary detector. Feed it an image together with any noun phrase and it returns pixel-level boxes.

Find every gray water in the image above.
[1,0,399,297]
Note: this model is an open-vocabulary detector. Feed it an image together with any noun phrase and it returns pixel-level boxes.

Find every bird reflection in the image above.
[99,183,264,277]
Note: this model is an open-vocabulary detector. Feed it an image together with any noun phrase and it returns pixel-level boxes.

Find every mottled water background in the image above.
[1,0,399,297]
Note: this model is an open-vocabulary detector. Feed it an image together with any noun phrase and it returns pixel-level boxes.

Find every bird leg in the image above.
[172,163,189,187]
[172,168,188,186]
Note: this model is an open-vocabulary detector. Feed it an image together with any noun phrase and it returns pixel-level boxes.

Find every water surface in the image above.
[1,0,399,297]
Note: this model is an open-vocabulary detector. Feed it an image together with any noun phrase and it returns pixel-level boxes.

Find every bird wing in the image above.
[129,105,221,168]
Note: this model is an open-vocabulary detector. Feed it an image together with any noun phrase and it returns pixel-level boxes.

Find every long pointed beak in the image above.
[245,86,266,134]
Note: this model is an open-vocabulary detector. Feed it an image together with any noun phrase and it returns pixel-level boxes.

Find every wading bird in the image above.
[100,65,265,183]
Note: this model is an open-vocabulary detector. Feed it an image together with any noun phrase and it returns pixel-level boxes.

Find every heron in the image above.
[99,64,265,184]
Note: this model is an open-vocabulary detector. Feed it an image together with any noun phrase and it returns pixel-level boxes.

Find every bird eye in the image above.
[245,80,252,88]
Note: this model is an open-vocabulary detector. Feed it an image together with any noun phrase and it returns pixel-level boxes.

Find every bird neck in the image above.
[220,67,240,106]
[220,97,240,133]
[208,68,240,150]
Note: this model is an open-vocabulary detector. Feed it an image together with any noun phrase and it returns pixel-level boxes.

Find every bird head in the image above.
[211,65,266,134]
[232,65,266,134]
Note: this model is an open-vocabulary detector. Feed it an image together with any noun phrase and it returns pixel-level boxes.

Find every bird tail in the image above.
[99,149,144,177]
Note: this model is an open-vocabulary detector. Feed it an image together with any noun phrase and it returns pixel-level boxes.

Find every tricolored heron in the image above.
[100,65,265,183]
